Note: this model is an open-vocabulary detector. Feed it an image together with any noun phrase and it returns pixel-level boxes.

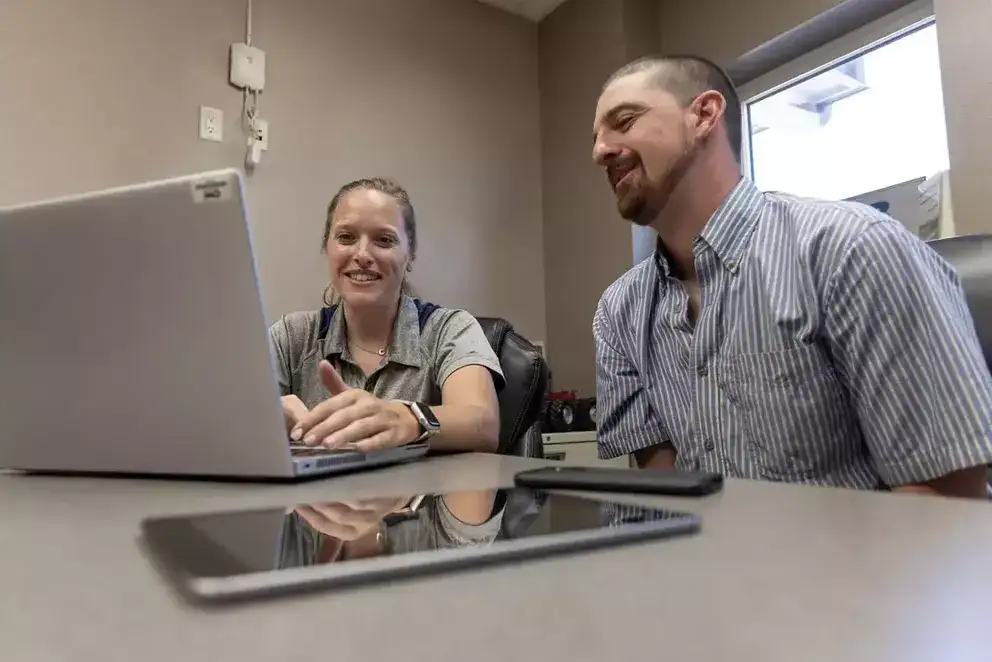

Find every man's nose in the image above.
[592,138,620,166]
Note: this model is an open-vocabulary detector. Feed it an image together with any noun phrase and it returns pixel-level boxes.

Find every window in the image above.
[741,3,948,203]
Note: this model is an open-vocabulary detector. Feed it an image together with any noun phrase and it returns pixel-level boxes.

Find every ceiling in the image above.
[475,0,570,21]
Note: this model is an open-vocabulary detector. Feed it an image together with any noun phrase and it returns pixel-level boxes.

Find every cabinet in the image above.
[541,432,631,467]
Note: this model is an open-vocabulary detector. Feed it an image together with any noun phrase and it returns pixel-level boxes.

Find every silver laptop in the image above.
[0,170,428,479]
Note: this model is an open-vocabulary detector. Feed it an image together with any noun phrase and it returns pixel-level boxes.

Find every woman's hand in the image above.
[281,395,310,435]
[289,360,421,451]
[295,497,409,541]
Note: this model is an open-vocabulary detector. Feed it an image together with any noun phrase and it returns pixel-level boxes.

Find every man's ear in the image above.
[691,90,726,141]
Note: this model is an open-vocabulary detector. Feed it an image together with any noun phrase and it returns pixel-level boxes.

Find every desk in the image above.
[3,453,992,662]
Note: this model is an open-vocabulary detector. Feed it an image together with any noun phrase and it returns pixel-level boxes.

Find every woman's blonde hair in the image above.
[321,177,417,306]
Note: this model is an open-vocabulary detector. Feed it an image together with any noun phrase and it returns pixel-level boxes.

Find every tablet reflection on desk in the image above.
[280,489,504,568]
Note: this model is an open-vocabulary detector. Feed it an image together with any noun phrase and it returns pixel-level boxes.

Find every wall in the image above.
[656,0,847,66]
[539,0,659,395]
[933,0,992,236]
[655,0,992,236]
[0,0,546,340]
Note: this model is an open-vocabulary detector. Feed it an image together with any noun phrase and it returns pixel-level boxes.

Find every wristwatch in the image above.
[400,401,440,442]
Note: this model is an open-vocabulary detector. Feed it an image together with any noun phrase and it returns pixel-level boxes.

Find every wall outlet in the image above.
[253,118,269,150]
[199,106,224,143]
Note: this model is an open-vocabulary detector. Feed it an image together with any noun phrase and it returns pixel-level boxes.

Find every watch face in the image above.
[416,403,440,428]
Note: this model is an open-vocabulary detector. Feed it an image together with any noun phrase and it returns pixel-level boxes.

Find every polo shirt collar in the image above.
[321,295,423,368]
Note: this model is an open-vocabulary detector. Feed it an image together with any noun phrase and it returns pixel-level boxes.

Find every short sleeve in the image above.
[824,222,992,486]
[433,311,504,391]
[268,317,293,396]
[594,295,669,459]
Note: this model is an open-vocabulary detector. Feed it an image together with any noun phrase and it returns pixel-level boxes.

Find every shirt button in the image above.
[726,259,737,270]
[697,364,709,377]
[704,441,715,452]
[746,442,757,453]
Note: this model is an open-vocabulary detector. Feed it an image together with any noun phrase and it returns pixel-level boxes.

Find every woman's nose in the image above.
[354,239,374,265]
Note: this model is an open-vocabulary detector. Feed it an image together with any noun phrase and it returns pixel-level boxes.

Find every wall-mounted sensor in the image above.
[230,43,266,91]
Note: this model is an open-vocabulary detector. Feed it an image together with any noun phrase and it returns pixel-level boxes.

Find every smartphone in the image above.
[514,466,723,497]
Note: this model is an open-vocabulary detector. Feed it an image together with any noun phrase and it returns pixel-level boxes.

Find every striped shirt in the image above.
[594,178,992,489]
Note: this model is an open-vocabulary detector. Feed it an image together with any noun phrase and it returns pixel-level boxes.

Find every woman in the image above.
[269,177,503,453]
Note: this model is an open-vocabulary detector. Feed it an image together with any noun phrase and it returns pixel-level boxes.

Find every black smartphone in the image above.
[514,466,723,497]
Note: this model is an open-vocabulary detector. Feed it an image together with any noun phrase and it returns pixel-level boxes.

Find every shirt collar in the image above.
[321,295,423,368]
[699,177,764,273]
[653,177,764,276]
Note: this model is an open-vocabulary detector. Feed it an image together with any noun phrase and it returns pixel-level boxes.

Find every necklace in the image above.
[351,341,386,357]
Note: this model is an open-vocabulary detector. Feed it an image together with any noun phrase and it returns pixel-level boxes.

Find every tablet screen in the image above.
[142,488,697,586]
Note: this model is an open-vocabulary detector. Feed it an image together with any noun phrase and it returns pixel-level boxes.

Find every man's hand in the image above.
[289,361,421,450]
[281,395,309,435]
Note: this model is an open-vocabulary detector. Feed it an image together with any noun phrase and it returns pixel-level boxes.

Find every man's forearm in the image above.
[892,466,989,499]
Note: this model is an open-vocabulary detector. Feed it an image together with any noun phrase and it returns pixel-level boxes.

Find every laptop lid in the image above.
[0,170,295,477]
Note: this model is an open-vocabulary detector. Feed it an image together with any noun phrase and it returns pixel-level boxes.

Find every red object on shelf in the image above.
[549,391,577,401]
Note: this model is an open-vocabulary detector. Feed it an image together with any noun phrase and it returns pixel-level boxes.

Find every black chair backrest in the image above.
[927,234,992,373]
[475,317,549,457]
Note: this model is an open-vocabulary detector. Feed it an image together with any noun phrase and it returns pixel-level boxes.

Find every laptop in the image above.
[0,169,428,479]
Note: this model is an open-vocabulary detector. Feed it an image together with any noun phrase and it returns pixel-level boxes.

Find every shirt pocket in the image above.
[718,344,849,480]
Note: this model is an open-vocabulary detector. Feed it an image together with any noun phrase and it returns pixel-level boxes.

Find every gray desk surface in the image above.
[3,453,992,662]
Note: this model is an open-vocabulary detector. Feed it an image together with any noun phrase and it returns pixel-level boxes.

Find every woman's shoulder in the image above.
[417,304,484,339]
[268,309,324,352]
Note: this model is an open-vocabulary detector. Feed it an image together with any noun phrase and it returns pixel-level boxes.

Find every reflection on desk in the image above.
[141,487,695,587]
[282,490,504,567]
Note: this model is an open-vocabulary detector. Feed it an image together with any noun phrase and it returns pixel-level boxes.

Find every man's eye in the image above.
[377,235,397,247]
[617,115,636,130]
[336,233,355,244]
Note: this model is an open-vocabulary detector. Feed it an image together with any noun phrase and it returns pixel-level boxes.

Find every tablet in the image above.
[140,488,700,603]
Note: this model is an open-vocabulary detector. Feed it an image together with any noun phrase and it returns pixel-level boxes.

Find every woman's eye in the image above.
[336,233,355,244]
[376,236,397,247]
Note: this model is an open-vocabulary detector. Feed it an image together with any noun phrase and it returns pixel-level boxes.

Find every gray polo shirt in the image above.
[269,296,503,409]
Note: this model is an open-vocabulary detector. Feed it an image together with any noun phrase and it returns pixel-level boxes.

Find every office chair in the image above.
[475,317,550,458]
[926,235,992,372]
[927,234,992,491]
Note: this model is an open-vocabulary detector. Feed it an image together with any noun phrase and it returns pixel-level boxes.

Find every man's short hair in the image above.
[604,55,742,163]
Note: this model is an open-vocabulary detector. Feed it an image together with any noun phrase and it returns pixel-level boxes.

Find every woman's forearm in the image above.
[428,404,499,453]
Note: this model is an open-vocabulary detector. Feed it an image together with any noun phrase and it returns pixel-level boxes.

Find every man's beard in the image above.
[617,137,699,227]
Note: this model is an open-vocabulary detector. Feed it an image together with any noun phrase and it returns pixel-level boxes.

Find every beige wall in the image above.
[933,0,992,236]
[538,0,660,395]
[0,0,546,340]
[656,0,845,65]
[539,1,624,395]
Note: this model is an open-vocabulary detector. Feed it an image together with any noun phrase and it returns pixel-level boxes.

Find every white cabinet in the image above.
[542,432,631,467]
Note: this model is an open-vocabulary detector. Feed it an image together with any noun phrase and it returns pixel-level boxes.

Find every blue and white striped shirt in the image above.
[594,178,992,489]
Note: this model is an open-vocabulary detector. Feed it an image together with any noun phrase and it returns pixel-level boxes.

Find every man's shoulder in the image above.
[760,190,917,278]
[763,190,904,248]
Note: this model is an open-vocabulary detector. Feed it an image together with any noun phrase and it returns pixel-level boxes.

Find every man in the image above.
[591,55,992,498]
